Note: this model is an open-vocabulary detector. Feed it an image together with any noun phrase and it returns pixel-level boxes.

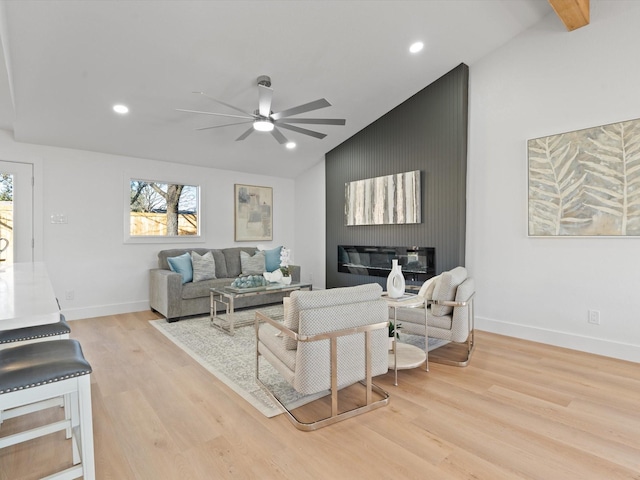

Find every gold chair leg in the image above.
[256,375,390,431]
[428,333,475,367]
[256,330,390,431]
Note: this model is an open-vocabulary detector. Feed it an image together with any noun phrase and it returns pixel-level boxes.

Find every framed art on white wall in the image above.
[528,117,640,237]
[234,184,273,241]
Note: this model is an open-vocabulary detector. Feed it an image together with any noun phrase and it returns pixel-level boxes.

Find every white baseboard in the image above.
[61,300,150,321]
[476,316,640,363]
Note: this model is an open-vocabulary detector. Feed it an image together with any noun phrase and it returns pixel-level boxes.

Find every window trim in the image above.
[123,175,205,244]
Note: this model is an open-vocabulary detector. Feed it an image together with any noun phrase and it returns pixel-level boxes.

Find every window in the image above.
[0,172,13,262]
[125,178,202,243]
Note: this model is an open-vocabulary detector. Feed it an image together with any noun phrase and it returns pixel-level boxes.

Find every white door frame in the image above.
[0,160,34,262]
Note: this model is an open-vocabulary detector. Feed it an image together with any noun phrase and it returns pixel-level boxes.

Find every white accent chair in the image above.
[255,283,390,431]
[394,267,475,366]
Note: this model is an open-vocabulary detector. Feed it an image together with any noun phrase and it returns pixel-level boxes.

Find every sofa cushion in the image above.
[167,252,193,284]
[431,267,467,317]
[240,250,266,275]
[210,249,228,278]
[223,247,256,277]
[158,248,207,269]
[181,277,231,300]
[191,251,216,282]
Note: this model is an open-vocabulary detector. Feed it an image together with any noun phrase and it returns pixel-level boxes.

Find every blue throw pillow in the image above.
[262,246,282,272]
[167,252,193,284]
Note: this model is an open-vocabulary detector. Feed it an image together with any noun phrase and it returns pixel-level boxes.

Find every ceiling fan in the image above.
[176,75,346,145]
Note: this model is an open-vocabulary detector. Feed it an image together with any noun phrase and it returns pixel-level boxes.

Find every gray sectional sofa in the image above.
[149,247,300,322]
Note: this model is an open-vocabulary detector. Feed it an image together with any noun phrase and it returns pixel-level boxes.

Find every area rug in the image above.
[150,305,324,417]
[150,305,446,418]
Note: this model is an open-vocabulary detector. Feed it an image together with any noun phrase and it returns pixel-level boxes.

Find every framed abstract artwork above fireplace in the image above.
[344,170,421,226]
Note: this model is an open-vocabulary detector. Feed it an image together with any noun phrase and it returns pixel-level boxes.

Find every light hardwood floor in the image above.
[1,310,639,480]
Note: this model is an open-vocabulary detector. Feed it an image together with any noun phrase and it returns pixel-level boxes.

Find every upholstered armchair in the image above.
[255,283,390,431]
[393,267,475,366]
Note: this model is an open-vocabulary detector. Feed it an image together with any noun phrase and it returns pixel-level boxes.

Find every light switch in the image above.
[50,214,68,224]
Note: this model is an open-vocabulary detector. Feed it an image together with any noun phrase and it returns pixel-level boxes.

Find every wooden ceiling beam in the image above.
[548,0,590,31]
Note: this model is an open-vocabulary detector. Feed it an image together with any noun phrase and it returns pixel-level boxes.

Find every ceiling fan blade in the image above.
[270,127,289,145]
[276,123,327,139]
[271,98,331,121]
[276,118,346,126]
[258,84,273,117]
[176,108,254,120]
[236,127,255,141]
[194,91,257,118]
[195,121,253,131]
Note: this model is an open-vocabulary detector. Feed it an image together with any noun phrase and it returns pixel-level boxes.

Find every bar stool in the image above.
[0,314,72,429]
[0,314,71,348]
[0,339,95,480]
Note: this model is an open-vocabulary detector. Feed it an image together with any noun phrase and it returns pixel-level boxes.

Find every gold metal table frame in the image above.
[210,282,312,335]
[384,293,428,386]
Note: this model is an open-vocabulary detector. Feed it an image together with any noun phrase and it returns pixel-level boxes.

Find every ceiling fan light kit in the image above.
[253,119,274,132]
[178,75,345,146]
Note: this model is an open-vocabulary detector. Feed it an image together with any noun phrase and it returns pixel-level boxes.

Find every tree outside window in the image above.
[0,173,13,261]
[129,180,199,236]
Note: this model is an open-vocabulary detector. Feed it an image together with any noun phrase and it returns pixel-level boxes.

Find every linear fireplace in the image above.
[338,245,435,282]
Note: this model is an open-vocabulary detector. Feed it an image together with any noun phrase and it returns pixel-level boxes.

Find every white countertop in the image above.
[0,262,61,329]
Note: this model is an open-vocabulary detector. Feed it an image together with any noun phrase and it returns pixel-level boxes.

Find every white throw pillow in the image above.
[418,275,440,300]
[431,267,467,317]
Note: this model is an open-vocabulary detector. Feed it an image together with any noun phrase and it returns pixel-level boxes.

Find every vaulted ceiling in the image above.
[0,1,557,178]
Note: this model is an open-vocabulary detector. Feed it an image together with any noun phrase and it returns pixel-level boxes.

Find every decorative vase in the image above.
[264,269,283,283]
[386,259,405,299]
[281,276,292,285]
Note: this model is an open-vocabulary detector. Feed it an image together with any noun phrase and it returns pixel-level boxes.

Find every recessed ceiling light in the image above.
[409,41,424,54]
[285,142,296,149]
[113,104,129,114]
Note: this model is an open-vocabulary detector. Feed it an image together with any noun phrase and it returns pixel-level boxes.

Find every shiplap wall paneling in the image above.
[325,63,468,288]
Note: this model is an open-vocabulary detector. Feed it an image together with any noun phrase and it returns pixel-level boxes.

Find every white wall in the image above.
[467,0,640,362]
[294,158,326,289]
[0,129,295,320]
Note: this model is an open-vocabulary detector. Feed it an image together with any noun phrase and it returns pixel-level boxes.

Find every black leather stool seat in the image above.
[0,316,70,345]
[0,339,92,394]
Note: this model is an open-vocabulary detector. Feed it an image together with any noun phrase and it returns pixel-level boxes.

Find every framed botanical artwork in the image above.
[234,184,273,241]
[528,117,640,237]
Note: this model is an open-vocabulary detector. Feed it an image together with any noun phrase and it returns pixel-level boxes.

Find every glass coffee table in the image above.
[210,282,312,335]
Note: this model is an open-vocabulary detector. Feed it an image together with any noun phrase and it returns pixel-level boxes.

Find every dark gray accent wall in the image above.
[325,63,468,288]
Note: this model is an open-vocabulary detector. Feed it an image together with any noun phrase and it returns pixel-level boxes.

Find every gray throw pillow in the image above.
[191,251,216,282]
[240,250,266,275]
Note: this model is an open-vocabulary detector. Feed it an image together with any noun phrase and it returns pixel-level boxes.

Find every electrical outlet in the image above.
[588,309,600,325]
[65,290,75,301]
